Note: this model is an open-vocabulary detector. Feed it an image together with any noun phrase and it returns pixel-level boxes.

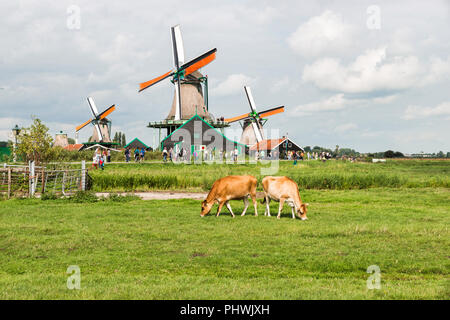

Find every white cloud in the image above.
[291,94,353,116]
[212,74,256,96]
[287,10,356,58]
[335,123,358,133]
[403,101,450,120]
[302,47,424,94]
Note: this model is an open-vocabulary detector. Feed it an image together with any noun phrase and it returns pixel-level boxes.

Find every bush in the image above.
[41,192,59,200]
[69,191,99,203]
[105,193,140,202]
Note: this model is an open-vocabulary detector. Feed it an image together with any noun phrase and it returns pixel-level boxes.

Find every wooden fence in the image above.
[0,161,89,198]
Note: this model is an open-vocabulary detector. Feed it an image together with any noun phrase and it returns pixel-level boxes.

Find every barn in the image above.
[249,137,304,159]
[125,138,152,151]
[160,114,247,160]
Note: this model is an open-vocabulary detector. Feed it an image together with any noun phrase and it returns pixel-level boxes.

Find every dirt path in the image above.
[95,191,266,200]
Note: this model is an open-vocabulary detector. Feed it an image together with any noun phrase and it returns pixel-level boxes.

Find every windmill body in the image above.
[75,97,117,148]
[225,86,285,147]
[140,25,229,148]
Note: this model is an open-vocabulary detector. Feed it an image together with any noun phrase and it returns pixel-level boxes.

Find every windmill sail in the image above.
[138,25,217,121]
[76,97,116,143]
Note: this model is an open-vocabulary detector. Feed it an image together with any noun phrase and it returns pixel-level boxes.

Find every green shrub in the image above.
[41,192,59,200]
[69,190,99,203]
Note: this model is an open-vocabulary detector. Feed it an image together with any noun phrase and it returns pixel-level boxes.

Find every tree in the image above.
[17,117,53,164]
[437,151,444,158]
[384,150,395,158]
[121,133,126,147]
[68,137,75,144]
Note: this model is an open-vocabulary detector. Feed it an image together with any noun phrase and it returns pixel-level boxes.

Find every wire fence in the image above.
[0,161,90,198]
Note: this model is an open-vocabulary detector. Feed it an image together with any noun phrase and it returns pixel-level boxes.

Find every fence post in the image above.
[81,160,86,191]
[29,161,35,197]
[7,167,11,199]
[41,168,45,194]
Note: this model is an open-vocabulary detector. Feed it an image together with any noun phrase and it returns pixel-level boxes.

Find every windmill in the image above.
[139,25,217,122]
[225,86,285,146]
[75,97,116,143]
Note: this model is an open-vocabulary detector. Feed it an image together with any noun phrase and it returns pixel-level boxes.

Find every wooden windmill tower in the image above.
[225,86,285,146]
[139,25,229,147]
[75,97,116,145]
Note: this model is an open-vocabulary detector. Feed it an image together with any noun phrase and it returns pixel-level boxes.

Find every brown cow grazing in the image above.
[262,176,309,220]
[201,175,258,217]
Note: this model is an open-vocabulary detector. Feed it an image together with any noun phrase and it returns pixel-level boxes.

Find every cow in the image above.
[201,175,258,218]
[261,176,309,220]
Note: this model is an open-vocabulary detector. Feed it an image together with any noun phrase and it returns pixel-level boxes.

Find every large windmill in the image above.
[225,86,285,146]
[139,25,217,123]
[75,97,116,144]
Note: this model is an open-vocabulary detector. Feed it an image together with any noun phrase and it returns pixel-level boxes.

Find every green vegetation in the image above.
[88,159,450,192]
[0,187,448,299]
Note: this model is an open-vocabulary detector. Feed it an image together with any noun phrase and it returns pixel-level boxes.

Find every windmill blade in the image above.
[258,106,285,118]
[179,48,217,76]
[174,79,182,120]
[76,119,92,132]
[98,105,116,120]
[224,112,251,123]
[87,97,99,118]
[139,70,174,92]
[171,25,185,68]
[94,122,103,142]
[251,121,264,142]
[244,86,257,113]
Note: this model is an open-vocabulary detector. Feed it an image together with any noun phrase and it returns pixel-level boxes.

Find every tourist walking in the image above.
[162,147,168,162]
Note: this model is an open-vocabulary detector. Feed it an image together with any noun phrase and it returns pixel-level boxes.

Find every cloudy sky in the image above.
[1,0,449,153]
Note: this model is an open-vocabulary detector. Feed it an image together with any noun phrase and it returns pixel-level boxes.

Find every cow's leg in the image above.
[241,196,249,216]
[264,194,271,217]
[225,201,235,218]
[216,201,225,217]
[251,192,258,216]
[277,198,285,219]
[291,206,296,219]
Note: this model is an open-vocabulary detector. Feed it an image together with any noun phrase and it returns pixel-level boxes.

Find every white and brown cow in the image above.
[262,176,309,220]
[201,175,258,218]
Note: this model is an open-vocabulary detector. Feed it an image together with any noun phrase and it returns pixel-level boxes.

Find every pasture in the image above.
[0,159,449,299]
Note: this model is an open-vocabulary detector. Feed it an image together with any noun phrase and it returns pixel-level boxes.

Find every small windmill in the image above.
[75,97,116,143]
[138,24,217,121]
[225,86,285,146]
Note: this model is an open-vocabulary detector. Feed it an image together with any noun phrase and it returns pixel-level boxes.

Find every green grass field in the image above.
[1,181,449,298]
[89,159,450,192]
[1,159,449,299]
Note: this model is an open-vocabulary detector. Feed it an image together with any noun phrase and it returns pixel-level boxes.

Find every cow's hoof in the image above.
[277,216,280,219]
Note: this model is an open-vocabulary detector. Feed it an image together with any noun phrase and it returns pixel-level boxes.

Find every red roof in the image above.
[250,138,286,151]
[64,144,83,151]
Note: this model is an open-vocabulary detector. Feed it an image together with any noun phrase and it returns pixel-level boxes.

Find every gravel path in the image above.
[95,191,208,200]
[95,191,266,200]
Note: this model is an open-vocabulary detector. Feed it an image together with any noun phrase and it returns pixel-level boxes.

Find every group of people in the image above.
[161,147,240,163]
[124,147,146,163]
[92,147,111,170]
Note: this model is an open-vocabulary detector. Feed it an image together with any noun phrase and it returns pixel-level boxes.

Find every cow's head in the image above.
[201,200,213,217]
[297,203,309,220]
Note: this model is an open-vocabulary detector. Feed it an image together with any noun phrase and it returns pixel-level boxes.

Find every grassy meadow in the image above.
[89,159,450,192]
[0,159,449,299]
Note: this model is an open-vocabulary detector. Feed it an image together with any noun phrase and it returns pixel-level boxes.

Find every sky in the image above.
[0,0,449,153]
